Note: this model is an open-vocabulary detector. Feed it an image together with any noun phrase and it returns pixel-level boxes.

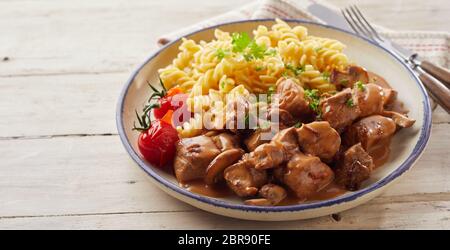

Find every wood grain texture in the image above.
[1,199,449,229]
[0,0,449,229]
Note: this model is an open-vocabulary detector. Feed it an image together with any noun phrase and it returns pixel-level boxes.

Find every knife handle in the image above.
[420,60,450,88]
[416,67,450,113]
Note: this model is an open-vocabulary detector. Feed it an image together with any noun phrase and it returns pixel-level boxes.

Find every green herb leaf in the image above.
[346,98,354,107]
[244,113,250,128]
[255,66,264,71]
[304,89,321,114]
[249,41,267,59]
[216,48,230,60]
[355,81,365,91]
[133,79,169,132]
[285,64,305,76]
[294,122,302,128]
[231,32,252,53]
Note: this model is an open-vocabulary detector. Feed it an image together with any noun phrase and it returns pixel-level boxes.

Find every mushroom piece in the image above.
[211,133,241,151]
[244,198,272,206]
[244,184,287,206]
[382,110,416,128]
[204,148,245,185]
[258,184,287,204]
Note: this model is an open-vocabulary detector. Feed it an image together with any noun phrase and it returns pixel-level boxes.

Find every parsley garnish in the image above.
[247,41,267,60]
[355,81,365,91]
[231,32,273,61]
[244,113,251,129]
[216,48,230,60]
[304,89,321,114]
[322,72,331,81]
[294,122,302,128]
[231,32,251,53]
[346,98,354,107]
[220,80,226,89]
[255,66,264,71]
[285,64,305,76]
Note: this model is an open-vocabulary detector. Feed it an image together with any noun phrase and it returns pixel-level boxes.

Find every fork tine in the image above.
[352,5,384,41]
[343,7,372,40]
[349,6,376,40]
[341,9,359,35]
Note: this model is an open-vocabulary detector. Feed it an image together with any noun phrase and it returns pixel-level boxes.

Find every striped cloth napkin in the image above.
[158,0,449,68]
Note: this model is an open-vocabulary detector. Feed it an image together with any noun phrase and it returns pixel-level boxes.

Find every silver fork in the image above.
[341,5,450,113]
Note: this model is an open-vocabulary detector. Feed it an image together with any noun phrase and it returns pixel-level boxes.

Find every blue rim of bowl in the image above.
[116,19,432,213]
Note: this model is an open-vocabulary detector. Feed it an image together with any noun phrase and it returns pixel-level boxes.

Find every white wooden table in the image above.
[1,0,449,229]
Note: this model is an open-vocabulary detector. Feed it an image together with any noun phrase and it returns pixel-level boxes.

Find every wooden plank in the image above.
[0,73,126,137]
[0,0,448,76]
[1,198,449,229]
[433,106,450,124]
[0,135,192,218]
[0,0,249,76]
[0,124,448,219]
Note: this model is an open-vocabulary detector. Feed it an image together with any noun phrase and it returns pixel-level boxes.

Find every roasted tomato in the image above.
[137,120,179,168]
[153,92,188,119]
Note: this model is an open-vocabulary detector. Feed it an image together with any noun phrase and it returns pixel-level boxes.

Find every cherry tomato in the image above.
[153,93,188,119]
[137,120,179,168]
[153,97,173,119]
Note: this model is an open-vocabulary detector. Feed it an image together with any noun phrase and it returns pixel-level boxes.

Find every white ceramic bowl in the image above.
[116,19,432,221]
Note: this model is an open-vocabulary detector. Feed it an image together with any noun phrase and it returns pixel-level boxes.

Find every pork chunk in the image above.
[283,153,334,199]
[271,127,299,153]
[335,143,374,190]
[246,143,286,170]
[320,88,361,132]
[344,115,397,152]
[246,127,298,169]
[275,78,311,118]
[296,121,341,162]
[224,162,268,197]
[353,83,384,117]
[330,65,369,89]
[174,135,221,182]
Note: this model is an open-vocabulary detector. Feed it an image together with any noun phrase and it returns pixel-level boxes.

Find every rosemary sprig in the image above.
[133,77,167,132]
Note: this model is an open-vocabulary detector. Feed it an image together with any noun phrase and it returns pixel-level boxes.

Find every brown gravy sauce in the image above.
[180,71,401,205]
[369,144,391,168]
[182,180,233,198]
[182,180,349,205]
